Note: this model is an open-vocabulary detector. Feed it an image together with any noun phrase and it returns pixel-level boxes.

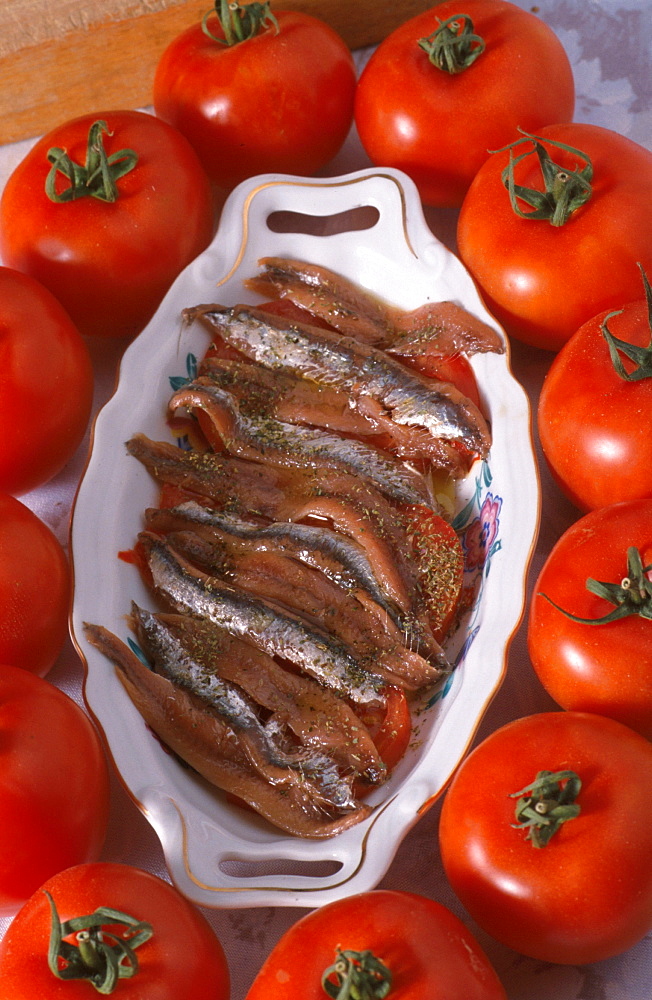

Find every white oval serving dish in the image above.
[70,167,540,909]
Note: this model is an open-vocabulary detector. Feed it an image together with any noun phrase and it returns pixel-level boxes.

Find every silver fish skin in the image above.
[147,500,443,662]
[170,378,433,509]
[188,304,491,456]
[130,603,361,809]
[141,533,386,705]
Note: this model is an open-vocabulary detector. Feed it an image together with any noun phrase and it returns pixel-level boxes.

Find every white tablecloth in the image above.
[1,2,651,996]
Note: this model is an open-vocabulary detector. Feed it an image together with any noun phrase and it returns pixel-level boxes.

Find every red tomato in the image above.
[0,862,230,999]
[538,275,652,510]
[403,503,465,640]
[355,0,574,207]
[402,351,482,410]
[439,711,652,964]
[245,889,506,999]
[457,123,652,350]
[0,665,110,913]
[355,685,412,776]
[0,494,70,676]
[527,500,652,740]
[0,111,214,339]
[371,685,412,772]
[0,267,93,495]
[153,4,356,189]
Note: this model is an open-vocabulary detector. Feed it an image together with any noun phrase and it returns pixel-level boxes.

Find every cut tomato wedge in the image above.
[401,351,482,410]
[354,684,412,779]
[402,503,465,642]
[371,685,412,772]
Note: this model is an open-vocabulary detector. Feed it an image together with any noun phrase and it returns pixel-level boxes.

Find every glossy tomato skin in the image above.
[439,711,652,964]
[0,666,110,914]
[246,889,506,999]
[527,500,652,739]
[355,0,574,207]
[538,297,652,510]
[0,110,214,339]
[0,494,70,676]
[153,12,356,190]
[0,862,230,999]
[0,267,93,495]
[458,123,652,350]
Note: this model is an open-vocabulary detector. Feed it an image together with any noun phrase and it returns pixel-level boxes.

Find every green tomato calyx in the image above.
[602,265,652,381]
[418,14,485,73]
[203,0,278,45]
[511,769,581,848]
[45,120,137,204]
[494,129,593,227]
[539,546,652,626]
[322,948,392,999]
[45,890,153,994]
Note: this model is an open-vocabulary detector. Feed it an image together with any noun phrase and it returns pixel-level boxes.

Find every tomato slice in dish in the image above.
[402,504,465,642]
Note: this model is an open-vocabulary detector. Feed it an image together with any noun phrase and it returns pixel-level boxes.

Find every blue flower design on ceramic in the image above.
[460,490,503,575]
[441,461,504,676]
[169,353,199,451]
[169,353,198,392]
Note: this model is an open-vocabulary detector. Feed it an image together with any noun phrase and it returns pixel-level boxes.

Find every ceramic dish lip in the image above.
[69,166,540,910]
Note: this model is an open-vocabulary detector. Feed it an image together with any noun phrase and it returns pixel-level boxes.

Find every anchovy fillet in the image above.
[188,304,491,456]
[131,603,362,808]
[126,434,428,622]
[137,608,387,784]
[146,500,445,666]
[140,532,386,705]
[246,257,505,356]
[83,622,373,837]
[170,377,432,508]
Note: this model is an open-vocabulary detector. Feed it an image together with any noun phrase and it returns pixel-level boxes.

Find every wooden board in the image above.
[0,0,436,144]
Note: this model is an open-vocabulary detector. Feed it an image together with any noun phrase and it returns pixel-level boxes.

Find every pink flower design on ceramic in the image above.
[463,493,502,571]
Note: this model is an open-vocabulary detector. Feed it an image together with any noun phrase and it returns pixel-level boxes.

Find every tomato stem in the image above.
[45,891,153,994]
[418,14,485,73]
[510,769,581,848]
[202,0,278,45]
[45,120,137,204]
[539,546,652,625]
[602,264,652,381]
[493,129,593,227]
[321,948,392,999]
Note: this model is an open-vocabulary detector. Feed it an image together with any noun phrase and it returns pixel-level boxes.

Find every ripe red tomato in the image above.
[457,123,652,350]
[403,503,464,640]
[0,862,230,999]
[527,500,652,739]
[0,665,110,913]
[153,3,356,189]
[245,889,507,998]
[439,711,652,964]
[0,267,93,495]
[0,111,214,339]
[355,0,574,207]
[403,351,482,409]
[538,272,652,510]
[354,685,412,777]
[0,494,70,676]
